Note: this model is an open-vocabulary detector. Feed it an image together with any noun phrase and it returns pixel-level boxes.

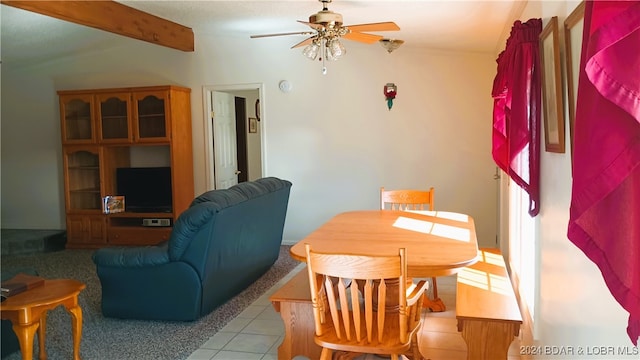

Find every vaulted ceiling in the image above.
[1,0,524,65]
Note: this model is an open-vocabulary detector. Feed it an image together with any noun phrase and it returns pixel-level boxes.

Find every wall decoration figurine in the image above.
[384,83,397,110]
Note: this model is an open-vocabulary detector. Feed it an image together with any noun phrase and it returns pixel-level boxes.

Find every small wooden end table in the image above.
[0,279,86,360]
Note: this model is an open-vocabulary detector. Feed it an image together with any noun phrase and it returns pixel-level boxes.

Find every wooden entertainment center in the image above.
[58,85,194,248]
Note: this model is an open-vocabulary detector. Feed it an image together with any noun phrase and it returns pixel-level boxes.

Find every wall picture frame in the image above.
[540,16,565,153]
[249,117,258,133]
[564,2,585,156]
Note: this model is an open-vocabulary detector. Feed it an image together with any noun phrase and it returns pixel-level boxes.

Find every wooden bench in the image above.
[269,266,322,360]
[456,248,523,360]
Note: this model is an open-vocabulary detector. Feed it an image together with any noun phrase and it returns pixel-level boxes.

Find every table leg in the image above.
[38,311,47,360]
[424,277,446,312]
[11,322,39,360]
[424,296,446,312]
[65,304,83,360]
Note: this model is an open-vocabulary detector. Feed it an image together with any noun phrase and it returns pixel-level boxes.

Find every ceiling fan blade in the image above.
[250,31,314,39]
[297,20,324,30]
[344,22,400,32]
[291,37,316,49]
[342,31,383,44]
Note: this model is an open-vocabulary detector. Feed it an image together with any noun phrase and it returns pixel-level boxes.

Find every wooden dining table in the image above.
[272,210,479,360]
[289,209,479,311]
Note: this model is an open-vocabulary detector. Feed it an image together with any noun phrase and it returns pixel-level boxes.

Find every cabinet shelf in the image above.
[59,94,94,143]
[108,212,174,218]
[109,216,172,228]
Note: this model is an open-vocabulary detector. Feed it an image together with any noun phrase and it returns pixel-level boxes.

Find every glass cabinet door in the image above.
[60,94,95,143]
[64,147,102,212]
[134,91,170,141]
[97,93,132,142]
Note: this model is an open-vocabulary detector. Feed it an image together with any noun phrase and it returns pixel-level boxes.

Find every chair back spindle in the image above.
[305,244,428,359]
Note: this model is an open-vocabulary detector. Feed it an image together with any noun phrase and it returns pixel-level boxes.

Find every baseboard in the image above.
[281,239,297,246]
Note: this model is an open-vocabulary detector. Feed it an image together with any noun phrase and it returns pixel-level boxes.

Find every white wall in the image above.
[515,1,638,355]
[1,13,498,249]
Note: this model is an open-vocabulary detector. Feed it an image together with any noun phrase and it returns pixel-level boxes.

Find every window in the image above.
[509,178,538,326]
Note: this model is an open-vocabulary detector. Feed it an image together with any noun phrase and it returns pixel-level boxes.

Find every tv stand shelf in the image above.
[59,85,193,248]
[109,212,174,218]
[109,215,173,227]
[108,226,172,246]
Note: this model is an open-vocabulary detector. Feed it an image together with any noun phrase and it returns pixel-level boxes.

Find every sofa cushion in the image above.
[255,177,291,192]
[92,242,170,267]
[189,188,248,208]
[229,181,267,199]
[168,203,219,261]
[189,177,290,208]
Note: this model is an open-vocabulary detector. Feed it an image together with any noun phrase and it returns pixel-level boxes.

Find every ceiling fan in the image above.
[250,0,400,73]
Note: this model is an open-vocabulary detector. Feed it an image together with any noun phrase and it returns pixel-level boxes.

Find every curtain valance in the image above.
[492,18,542,216]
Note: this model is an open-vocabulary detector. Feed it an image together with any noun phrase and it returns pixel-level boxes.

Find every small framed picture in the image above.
[564,2,585,156]
[103,196,125,214]
[249,117,258,133]
[540,16,566,153]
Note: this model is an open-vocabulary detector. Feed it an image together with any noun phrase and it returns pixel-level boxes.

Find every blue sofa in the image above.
[92,177,292,321]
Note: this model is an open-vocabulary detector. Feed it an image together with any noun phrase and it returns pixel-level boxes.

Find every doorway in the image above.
[203,84,264,190]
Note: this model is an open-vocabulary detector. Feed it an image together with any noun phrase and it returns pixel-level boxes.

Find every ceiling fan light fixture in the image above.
[326,38,345,61]
[303,40,321,60]
[252,0,399,74]
[379,38,405,53]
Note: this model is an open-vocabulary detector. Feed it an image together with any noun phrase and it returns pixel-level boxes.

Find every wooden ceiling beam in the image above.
[1,0,194,52]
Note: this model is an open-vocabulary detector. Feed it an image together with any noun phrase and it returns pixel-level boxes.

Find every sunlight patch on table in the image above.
[392,216,434,234]
[392,216,470,241]
[431,223,470,242]
[405,210,469,222]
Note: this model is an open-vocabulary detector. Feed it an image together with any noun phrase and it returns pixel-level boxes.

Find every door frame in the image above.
[202,83,265,190]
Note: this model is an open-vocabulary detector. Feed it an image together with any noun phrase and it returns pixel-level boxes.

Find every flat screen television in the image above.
[116,167,172,213]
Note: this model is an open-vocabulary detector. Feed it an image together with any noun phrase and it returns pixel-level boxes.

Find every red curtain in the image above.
[492,19,542,216]
[568,1,640,345]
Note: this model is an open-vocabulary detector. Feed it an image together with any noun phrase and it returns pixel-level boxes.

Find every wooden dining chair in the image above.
[380,186,443,312]
[380,186,435,211]
[304,244,428,360]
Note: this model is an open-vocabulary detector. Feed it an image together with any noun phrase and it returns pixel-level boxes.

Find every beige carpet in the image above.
[1,245,299,360]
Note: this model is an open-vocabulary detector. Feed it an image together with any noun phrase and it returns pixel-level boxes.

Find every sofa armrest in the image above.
[93,243,170,267]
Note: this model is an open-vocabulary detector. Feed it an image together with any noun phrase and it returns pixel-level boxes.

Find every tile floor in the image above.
[186,264,522,360]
